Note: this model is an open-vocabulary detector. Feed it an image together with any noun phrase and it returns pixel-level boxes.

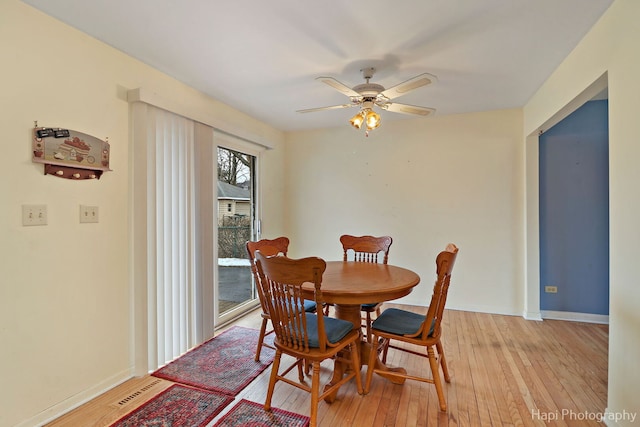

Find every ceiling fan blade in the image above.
[383,102,436,116]
[316,77,361,98]
[380,73,437,100]
[296,103,356,113]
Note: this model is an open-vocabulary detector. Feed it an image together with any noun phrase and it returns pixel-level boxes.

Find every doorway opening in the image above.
[524,72,608,322]
[539,99,609,322]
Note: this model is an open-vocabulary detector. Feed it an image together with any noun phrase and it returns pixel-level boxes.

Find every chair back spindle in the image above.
[340,234,392,264]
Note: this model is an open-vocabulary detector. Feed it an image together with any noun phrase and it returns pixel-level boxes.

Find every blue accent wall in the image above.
[539,100,609,315]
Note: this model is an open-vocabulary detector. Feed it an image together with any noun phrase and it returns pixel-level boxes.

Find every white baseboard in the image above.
[443,303,522,317]
[603,408,618,427]
[601,407,640,426]
[541,310,609,324]
[523,310,543,321]
[16,368,133,427]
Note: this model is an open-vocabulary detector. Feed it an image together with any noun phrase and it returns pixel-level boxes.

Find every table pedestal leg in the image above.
[368,338,407,385]
[323,304,360,402]
[323,304,406,403]
[334,304,362,329]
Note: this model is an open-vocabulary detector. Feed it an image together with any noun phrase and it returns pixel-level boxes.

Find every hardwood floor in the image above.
[45,305,608,426]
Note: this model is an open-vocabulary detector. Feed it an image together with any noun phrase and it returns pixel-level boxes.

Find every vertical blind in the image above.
[146,106,196,368]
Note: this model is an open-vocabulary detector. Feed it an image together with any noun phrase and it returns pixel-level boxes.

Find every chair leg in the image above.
[255,317,269,362]
[427,346,447,411]
[323,303,331,316]
[436,341,450,382]
[297,358,304,382]
[364,306,382,343]
[350,341,364,394]
[364,334,380,394]
[264,350,282,412]
[309,361,321,427]
[381,338,390,364]
[365,311,373,343]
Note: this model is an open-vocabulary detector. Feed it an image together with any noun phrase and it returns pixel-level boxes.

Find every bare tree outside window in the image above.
[218,148,251,186]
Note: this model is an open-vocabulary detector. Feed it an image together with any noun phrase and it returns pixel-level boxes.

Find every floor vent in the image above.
[112,378,163,407]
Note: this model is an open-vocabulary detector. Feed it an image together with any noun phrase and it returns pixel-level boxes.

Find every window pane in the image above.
[216,147,256,317]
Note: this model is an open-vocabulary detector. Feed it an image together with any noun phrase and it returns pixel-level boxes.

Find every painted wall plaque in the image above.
[32,126,112,179]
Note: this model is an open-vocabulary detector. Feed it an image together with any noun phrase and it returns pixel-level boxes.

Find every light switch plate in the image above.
[22,205,47,226]
[80,205,99,223]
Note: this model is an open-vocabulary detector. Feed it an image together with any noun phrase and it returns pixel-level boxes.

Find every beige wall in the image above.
[284,108,525,315]
[0,1,284,425]
[1,3,129,425]
[525,0,640,422]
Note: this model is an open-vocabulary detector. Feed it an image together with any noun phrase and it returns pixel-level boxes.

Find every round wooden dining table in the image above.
[303,261,421,401]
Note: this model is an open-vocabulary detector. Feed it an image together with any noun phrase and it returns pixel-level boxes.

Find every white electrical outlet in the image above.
[22,205,47,226]
[80,205,99,223]
[544,285,558,293]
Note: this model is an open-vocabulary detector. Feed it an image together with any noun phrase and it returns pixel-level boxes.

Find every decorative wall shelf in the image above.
[32,123,111,180]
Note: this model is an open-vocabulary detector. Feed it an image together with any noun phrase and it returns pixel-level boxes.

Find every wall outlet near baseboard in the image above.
[544,285,558,293]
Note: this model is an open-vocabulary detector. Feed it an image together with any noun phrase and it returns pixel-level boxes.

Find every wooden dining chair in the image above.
[254,251,363,427]
[364,243,458,412]
[333,234,393,342]
[246,237,316,362]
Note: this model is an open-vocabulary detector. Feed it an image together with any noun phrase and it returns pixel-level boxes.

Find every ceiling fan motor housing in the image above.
[352,83,385,97]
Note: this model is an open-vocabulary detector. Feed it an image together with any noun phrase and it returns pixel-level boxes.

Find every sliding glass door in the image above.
[216,146,258,324]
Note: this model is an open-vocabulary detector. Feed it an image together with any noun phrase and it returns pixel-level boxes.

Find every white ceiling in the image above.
[23,0,613,132]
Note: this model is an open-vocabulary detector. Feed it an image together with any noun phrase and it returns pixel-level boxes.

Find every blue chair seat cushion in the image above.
[372,308,435,336]
[276,299,316,313]
[303,314,353,347]
[361,302,380,311]
[303,299,317,312]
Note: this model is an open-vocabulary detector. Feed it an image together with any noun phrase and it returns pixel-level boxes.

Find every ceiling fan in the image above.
[297,67,436,135]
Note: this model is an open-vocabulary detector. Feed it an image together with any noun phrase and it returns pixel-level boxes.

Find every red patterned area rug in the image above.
[153,326,275,396]
[213,399,310,427]
[110,384,233,427]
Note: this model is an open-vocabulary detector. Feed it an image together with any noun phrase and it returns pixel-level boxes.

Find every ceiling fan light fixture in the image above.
[349,110,365,129]
[365,108,381,130]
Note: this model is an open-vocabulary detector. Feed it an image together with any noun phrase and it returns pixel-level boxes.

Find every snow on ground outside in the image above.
[218,258,251,266]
